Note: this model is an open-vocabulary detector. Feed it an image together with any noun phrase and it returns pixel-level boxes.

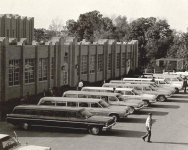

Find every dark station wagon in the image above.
[6,105,116,135]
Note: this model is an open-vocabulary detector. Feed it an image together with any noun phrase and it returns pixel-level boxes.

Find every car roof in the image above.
[0,134,9,139]
[39,97,102,103]
[14,105,85,112]
[63,90,120,96]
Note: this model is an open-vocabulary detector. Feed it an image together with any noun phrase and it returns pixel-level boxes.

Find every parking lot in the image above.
[1,90,188,150]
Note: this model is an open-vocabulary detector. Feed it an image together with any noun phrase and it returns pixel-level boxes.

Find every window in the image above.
[98,54,103,72]
[122,53,126,68]
[57,102,66,106]
[91,103,101,108]
[90,55,95,73]
[51,57,55,79]
[81,55,88,74]
[67,102,77,107]
[116,53,120,69]
[8,60,21,86]
[38,58,48,81]
[108,54,112,70]
[79,102,89,107]
[40,101,55,106]
[78,94,87,98]
[25,59,35,83]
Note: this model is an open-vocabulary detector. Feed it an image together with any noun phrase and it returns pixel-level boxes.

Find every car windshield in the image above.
[132,89,139,95]
[1,136,19,149]
[99,100,109,108]
[80,109,93,118]
[116,95,125,101]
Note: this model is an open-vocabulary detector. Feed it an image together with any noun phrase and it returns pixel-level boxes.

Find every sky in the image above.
[1,0,188,32]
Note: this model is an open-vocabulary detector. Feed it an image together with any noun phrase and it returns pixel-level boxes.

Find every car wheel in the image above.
[89,126,101,135]
[158,95,166,102]
[22,123,29,130]
[143,100,150,107]
[109,114,119,122]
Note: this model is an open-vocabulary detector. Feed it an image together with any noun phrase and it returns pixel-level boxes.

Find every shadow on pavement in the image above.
[151,104,179,109]
[152,141,188,145]
[171,95,188,98]
[167,99,188,103]
[0,124,87,137]
[134,110,168,116]
[102,129,145,138]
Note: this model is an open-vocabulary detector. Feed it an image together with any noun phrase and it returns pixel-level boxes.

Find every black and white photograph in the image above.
[0,0,188,150]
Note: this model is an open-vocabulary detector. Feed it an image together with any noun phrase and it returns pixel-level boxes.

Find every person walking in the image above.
[183,77,187,93]
[142,113,153,142]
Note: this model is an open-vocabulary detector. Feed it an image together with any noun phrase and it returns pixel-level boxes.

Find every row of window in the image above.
[8,58,55,86]
[81,53,127,75]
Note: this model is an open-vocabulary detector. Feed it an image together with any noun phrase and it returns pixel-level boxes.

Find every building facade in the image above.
[0,14,34,44]
[0,37,138,102]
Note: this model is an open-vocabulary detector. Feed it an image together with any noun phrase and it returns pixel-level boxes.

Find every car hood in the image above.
[88,116,114,123]
[15,145,51,150]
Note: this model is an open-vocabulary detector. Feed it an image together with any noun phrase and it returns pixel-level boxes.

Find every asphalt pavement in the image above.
[1,90,188,150]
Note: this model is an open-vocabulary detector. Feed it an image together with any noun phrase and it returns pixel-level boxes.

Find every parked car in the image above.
[0,133,51,150]
[63,91,145,113]
[6,105,116,135]
[81,86,156,106]
[38,97,129,121]
[114,88,157,106]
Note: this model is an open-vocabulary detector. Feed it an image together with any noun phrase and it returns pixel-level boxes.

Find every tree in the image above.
[66,10,115,42]
[49,18,66,37]
[129,17,156,68]
[113,15,130,41]
[145,19,174,63]
[34,28,49,42]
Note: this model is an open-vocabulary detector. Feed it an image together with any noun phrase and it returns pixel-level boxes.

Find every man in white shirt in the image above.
[78,80,84,91]
[142,113,152,142]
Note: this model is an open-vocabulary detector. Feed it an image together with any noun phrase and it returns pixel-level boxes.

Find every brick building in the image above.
[0,14,34,44]
[0,37,138,102]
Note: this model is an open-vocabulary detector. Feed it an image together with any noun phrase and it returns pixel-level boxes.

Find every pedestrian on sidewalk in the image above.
[142,113,153,142]
[183,77,187,93]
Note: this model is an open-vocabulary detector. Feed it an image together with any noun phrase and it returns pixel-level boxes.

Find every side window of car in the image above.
[79,102,89,107]
[40,100,55,106]
[78,94,87,98]
[91,103,101,108]
[56,102,66,106]
[67,102,77,107]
